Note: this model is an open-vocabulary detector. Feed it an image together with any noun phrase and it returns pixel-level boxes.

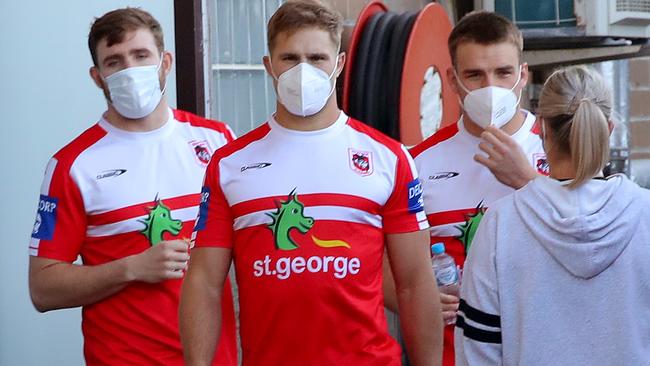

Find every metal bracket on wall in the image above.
[524,44,645,69]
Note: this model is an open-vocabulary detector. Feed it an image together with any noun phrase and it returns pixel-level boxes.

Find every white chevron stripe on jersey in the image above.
[429,222,466,237]
[40,157,58,194]
[233,205,383,231]
[87,206,198,237]
[401,144,419,177]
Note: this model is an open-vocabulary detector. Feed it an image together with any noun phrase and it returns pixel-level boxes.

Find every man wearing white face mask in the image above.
[408,11,548,366]
[28,8,237,366]
[271,45,340,118]
[180,1,443,365]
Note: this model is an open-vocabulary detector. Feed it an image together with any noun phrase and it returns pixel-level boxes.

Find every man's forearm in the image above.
[382,253,399,313]
[30,240,190,312]
[397,280,443,366]
[29,257,132,312]
[179,272,222,366]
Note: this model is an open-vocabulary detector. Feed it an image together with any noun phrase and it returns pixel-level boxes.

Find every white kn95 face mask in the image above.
[271,54,339,117]
[455,65,522,129]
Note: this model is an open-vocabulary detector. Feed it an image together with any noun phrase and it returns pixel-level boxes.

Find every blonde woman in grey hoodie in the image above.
[455,65,650,366]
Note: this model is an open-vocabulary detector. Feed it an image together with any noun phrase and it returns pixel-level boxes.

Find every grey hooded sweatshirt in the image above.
[455,174,650,366]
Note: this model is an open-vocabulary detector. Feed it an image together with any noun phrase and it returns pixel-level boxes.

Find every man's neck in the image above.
[274,99,341,131]
[103,100,170,132]
[463,109,526,138]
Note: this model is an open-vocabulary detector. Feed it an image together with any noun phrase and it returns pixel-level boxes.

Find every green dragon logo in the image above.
[267,189,315,250]
[139,198,183,246]
[455,201,486,254]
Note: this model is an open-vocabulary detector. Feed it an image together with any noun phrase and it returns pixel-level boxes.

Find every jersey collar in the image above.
[98,108,176,141]
[268,111,348,138]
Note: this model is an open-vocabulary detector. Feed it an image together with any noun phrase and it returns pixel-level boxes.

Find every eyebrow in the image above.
[462,66,516,75]
[461,69,484,75]
[129,48,153,56]
[306,52,329,58]
[276,51,330,59]
[277,52,298,58]
[101,48,154,66]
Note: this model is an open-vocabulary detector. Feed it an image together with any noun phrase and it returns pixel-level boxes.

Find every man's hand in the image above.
[126,239,190,283]
[474,125,538,189]
[440,292,459,325]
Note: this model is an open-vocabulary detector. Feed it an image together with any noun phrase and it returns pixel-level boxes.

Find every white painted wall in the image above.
[0,1,176,364]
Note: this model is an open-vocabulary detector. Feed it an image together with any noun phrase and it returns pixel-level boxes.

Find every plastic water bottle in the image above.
[431,243,460,325]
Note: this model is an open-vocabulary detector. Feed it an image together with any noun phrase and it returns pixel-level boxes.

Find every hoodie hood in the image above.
[514,174,643,279]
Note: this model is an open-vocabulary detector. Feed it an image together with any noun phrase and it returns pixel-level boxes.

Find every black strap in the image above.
[459,299,501,328]
[456,316,502,344]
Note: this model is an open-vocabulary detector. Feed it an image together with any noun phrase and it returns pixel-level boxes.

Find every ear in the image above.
[608,119,615,135]
[519,62,530,88]
[447,66,459,95]
[89,66,104,89]
[162,51,173,76]
[263,55,274,78]
[335,52,346,77]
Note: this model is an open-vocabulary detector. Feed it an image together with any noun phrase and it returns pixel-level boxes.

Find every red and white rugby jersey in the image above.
[410,111,546,366]
[193,111,428,366]
[29,109,237,366]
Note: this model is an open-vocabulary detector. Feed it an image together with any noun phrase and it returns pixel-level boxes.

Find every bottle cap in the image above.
[431,242,445,255]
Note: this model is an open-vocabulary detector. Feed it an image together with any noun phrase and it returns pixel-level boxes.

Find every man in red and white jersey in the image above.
[180,1,443,365]
[28,8,237,366]
[408,11,548,366]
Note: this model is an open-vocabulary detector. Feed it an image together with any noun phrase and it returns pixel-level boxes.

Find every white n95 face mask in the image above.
[456,66,522,129]
[104,56,166,119]
[272,56,339,117]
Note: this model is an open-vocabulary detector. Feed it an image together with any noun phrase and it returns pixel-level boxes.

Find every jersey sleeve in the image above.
[191,157,234,248]
[224,124,236,142]
[29,157,86,262]
[382,145,429,234]
[454,209,502,366]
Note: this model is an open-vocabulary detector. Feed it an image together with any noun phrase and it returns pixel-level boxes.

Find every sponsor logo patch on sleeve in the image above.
[194,187,210,231]
[407,179,424,214]
[32,195,58,240]
[533,153,550,175]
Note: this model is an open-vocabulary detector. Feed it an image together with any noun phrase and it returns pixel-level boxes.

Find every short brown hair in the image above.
[267,0,343,54]
[448,11,523,66]
[88,7,164,66]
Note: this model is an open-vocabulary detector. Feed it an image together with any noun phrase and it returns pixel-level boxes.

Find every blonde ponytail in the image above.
[568,98,610,188]
[538,66,612,189]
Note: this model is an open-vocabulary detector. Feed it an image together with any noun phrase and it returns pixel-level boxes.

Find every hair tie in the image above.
[566,97,591,114]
